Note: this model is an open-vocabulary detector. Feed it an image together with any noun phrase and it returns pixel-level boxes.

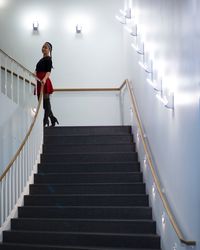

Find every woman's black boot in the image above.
[50,116,59,127]
[43,117,50,127]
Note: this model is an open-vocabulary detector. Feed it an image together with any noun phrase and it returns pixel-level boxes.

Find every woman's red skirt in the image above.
[36,72,54,95]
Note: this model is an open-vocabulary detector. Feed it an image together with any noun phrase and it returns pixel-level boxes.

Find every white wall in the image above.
[51,91,122,126]
[122,0,200,249]
[0,0,125,88]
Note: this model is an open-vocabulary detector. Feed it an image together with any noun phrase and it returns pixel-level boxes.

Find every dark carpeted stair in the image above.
[0,126,161,250]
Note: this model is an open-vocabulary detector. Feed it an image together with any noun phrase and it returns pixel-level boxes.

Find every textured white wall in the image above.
[0,0,125,87]
[122,0,200,249]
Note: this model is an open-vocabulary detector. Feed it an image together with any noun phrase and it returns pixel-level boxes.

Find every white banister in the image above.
[0,49,43,240]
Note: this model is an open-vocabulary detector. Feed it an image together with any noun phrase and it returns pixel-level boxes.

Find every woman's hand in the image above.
[41,78,47,85]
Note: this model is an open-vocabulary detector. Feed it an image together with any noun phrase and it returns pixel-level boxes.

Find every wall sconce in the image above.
[33,20,39,31]
[115,15,126,24]
[152,183,156,197]
[172,243,177,250]
[76,24,82,34]
[161,212,166,227]
[147,75,162,92]
[156,91,174,109]
[125,24,137,36]
[139,60,153,74]
[131,42,144,55]
[143,155,147,170]
[120,8,132,19]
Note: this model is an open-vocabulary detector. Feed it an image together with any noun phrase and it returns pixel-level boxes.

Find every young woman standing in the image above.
[35,42,59,127]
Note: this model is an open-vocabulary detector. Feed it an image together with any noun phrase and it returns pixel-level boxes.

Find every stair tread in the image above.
[26,194,147,197]
[0,242,160,250]
[12,218,155,222]
[39,162,139,165]
[19,205,151,209]
[35,172,141,175]
[5,230,159,237]
[42,152,136,155]
[30,183,144,185]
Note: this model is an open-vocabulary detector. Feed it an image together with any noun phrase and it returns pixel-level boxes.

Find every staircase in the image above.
[0,126,161,250]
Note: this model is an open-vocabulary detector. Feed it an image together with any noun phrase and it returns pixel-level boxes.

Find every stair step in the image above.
[3,231,160,249]
[0,125,160,250]
[40,152,138,163]
[29,183,146,195]
[44,126,132,136]
[11,218,156,234]
[18,206,152,219]
[44,135,133,145]
[34,172,143,184]
[24,194,149,206]
[43,144,135,154]
[0,242,161,250]
[37,162,140,173]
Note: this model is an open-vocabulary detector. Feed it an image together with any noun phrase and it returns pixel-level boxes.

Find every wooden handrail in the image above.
[54,87,120,92]
[124,79,196,246]
[0,49,42,85]
[0,85,44,182]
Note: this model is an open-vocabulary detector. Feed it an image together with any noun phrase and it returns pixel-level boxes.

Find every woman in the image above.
[35,42,59,127]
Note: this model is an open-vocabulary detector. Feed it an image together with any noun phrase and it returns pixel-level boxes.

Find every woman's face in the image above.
[42,43,50,56]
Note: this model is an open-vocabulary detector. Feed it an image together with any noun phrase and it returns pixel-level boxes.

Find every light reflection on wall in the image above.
[65,14,93,34]
[0,0,7,8]
[175,91,199,106]
[22,12,49,31]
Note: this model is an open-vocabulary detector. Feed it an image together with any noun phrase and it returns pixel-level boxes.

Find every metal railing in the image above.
[0,49,43,229]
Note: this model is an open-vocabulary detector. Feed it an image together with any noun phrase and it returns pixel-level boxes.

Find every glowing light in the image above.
[172,243,177,250]
[156,93,168,106]
[148,76,162,92]
[124,25,137,36]
[31,108,37,117]
[131,43,144,55]
[115,15,126,24]
[120,8,131,19]
[162,212,166,226]
[143,155,147,170]
[138,61,152,74]
[66,14,93,34]
[0,0,7,8]
[137,130,140,143]
[23,13,48,31]
[152,183,156,197]
[175,91,199,106]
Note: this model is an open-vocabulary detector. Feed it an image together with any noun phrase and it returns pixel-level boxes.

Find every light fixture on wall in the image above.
[76,24,82,34]
[156,91,174,110]
[161,212,166,227]
[131,42,144,55]
[152,183,156,197]
[172,243,177,250]
[138,60,153,74]
[33,20,39,31]
[147,78,162,91]
[125,24,137,36]
[143,155,147,170]
[120,8,132,19]
[115,15,126,24]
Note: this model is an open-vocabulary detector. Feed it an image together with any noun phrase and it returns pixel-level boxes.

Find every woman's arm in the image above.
[42,72,51,84]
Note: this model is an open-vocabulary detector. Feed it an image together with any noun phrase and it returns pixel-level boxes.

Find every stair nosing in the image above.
[5,230,159,238]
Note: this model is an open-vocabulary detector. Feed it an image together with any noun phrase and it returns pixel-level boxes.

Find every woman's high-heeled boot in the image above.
[50,115,59,127]
[43,117,50,127]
